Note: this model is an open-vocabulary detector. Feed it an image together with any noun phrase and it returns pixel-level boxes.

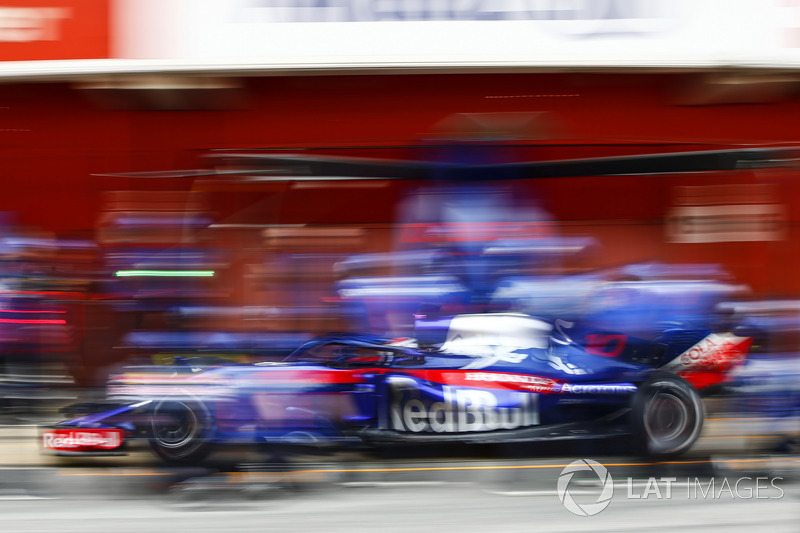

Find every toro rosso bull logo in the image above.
[389,378,538,433]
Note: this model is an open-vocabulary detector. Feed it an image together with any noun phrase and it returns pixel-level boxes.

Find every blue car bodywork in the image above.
[42,313,752,462]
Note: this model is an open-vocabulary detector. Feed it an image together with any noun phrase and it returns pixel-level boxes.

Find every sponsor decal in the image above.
[389,381,538,433]
[666,185,785,243]
[399,371,631,395]
[0,7,70,42]
[42,428,123,451]
[0,0,111,61]
[464,372,558,393]
[553,383,637,394]
[661,333,751,372]
[235,0,680,36]
[398,369,558,393]
[667,204,785,243]
[583,334,628,358]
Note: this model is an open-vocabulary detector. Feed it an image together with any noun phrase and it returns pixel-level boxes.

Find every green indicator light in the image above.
[114,270,215,277]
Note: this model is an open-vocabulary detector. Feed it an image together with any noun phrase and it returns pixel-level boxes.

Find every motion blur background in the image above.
[0,1,799,530]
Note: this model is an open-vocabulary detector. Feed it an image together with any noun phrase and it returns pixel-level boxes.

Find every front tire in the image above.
[631,373,704,459]
[149,399,213,464]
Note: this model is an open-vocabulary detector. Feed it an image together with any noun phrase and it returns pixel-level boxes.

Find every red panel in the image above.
[0,0,110,60]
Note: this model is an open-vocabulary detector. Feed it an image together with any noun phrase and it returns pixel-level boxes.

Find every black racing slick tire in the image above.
[631,373,704,459]
[149,399,213,464]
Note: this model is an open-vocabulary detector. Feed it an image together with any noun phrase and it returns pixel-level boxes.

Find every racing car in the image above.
[41,313,752,463]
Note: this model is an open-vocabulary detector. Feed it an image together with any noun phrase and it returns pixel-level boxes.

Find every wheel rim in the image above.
[644,391,690,443]
[152,401,200,449]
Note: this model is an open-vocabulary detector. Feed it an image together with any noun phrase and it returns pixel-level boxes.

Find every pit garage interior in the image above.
[2,67,800,387]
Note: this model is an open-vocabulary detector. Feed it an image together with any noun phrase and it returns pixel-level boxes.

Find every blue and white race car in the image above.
[41,313,752,463]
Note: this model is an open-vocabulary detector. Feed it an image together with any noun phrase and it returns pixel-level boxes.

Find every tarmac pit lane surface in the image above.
[0,414,798,532]
[0,476,797,533]
[0,455,798,533]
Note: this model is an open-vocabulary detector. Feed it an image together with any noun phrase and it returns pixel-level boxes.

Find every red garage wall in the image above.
[1,72,799,294]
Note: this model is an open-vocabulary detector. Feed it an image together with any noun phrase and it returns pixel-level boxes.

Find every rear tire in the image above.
[631,373,704,459]
[149,399,213,464]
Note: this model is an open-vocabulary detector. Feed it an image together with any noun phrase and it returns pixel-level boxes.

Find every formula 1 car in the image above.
[41,313,752,463]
